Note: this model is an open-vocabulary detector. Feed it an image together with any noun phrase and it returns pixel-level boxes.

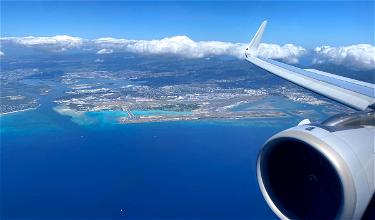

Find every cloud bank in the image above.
[313,44,375,70]
[1,35,83,52]
[1,35,374,69]
[92,36,305,63]
[257,43,306,64]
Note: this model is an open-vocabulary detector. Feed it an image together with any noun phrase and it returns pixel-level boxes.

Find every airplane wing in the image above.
[245,21,375,111]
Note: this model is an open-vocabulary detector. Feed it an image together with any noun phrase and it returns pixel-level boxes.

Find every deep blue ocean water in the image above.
[0,51,363,219]
[0,106,298,219]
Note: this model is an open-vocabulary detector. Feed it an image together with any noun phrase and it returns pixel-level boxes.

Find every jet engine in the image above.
[257,112,375,219]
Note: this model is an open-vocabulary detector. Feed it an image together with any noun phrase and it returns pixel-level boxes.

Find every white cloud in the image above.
[94,37,135,46]
[93,35,305,63]
[0,51,4,56]
[2,35,374,70]
[15,35,82,47]
[0,35,309,63]
[257,43,306,64]
[1,35,83,52]
[96,48,113,54]
[124,36,242,58]
[313,44,375,70]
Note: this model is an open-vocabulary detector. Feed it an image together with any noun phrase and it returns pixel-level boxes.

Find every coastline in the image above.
[0,105,40,117]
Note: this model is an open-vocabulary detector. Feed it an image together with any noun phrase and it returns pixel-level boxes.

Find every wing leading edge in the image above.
[245,21,375,111]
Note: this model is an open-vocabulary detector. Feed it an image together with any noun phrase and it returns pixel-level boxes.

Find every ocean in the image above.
[0,107,295,219]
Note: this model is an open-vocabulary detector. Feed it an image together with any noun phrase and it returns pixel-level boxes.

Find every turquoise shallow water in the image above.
[85,110,130,124]
[50,107,193,126]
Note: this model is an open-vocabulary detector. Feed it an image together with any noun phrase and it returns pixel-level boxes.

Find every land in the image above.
[118,110,287,124]
[0,54,353,123]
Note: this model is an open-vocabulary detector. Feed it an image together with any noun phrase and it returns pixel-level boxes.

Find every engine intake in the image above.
[257,125,374,219]
[260,138,343,219]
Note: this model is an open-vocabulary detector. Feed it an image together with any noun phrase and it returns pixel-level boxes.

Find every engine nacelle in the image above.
[257,123,374,219]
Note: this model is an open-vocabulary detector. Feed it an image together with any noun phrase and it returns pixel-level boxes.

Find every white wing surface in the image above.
[245,21,375,111]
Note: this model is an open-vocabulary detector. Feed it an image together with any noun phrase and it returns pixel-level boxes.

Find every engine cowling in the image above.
[257,123,374,219]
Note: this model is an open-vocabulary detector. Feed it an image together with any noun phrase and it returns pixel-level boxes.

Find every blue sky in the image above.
[1,1,374,47]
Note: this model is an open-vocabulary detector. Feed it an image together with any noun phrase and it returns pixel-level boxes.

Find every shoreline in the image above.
[51,105,289,125]
[0,106,40,116]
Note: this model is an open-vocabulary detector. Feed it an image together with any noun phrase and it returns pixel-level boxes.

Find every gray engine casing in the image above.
[257,124,374,219]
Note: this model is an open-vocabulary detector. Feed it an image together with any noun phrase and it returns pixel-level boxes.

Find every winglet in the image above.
[245,20,267,57]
